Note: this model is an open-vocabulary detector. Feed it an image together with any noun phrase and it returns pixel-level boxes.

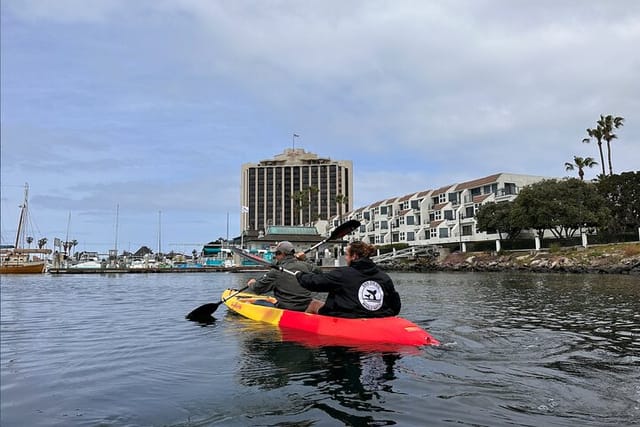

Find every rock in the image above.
[382,244,640,276]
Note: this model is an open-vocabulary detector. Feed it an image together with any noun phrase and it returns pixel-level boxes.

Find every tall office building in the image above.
[241,148,353,232]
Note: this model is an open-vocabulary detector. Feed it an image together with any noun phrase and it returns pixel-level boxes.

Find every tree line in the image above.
[475,172,639,242]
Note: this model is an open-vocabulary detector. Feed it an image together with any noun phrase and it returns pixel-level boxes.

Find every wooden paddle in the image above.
[186,219,360,322]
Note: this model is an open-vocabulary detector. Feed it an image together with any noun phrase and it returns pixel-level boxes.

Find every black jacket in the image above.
[297,258,401,318]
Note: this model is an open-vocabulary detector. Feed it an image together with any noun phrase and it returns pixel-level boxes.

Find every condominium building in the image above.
[241,148,353,232]
[329,173,549,247]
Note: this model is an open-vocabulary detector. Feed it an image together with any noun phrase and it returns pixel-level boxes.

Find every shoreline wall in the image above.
[379,243,640,276]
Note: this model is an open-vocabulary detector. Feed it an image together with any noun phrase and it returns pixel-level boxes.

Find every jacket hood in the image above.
[350,258,379,275]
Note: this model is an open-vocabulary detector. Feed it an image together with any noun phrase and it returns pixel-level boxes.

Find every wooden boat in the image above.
[0,184,51,274]
[222,289,440,347]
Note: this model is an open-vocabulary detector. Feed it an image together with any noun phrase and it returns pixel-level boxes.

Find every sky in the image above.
[1,0,639,255]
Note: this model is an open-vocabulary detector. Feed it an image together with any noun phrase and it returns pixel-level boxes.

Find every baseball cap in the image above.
[274,241,295,254]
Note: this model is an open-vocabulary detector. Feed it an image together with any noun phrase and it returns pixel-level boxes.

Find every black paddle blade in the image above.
[186,302,221,322]
[331,219,361,239]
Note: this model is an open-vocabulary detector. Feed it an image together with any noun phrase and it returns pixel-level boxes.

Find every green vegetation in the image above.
[582,114,625,176]
[564,156,598,181]
[596,171,640,233]
[476,173,639,244]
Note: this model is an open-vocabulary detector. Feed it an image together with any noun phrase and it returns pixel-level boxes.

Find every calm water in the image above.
[1,271,638,427]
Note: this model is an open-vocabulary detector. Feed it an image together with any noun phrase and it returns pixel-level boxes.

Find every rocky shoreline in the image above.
[379,242,640,276]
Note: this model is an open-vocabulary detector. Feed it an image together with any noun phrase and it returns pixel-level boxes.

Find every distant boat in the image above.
[69,260,103,269]
[0,184,51,274]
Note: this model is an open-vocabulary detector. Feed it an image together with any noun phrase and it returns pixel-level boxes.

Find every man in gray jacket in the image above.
[246,241,321,311]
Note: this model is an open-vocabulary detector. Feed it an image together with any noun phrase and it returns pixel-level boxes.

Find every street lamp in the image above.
[458,213,464,252]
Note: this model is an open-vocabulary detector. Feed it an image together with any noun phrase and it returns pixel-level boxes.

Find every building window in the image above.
[439,228,449,238]
[407,232,415,241]
[430,228,438,238]
[465,206,475,218]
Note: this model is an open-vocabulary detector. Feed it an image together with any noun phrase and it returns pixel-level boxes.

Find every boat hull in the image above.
[222,289,439,347]
[0,261,46,274]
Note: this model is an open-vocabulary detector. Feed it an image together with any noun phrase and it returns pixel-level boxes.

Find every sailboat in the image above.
[0,184,52,274]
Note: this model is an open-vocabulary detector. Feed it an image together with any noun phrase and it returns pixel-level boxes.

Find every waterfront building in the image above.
[327,172,549,249]
[241,148,353,232]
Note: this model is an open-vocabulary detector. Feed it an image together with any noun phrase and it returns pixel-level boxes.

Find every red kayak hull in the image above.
[222,289,439,347]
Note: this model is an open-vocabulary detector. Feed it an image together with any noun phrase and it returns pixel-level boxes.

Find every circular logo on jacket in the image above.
[358,281,384,311]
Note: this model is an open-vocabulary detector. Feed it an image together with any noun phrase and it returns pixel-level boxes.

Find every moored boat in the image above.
[222,289,439,347]
[0,184,51,274]
[0,251,48,274]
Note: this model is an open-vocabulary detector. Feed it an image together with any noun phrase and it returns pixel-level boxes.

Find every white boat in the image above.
[69,260,103,269]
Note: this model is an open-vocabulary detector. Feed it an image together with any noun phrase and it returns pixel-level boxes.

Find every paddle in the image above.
[185,286,249,322]
[186,219,360,322]
[231,219,361,271]
[303,219,361,254]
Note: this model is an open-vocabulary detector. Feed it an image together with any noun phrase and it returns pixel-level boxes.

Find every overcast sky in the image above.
[2,0,639,254]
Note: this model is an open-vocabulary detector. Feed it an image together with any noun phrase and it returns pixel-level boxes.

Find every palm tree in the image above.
[306,186,319,224]
[26,236,33,248]
[290,190,306,225]
[565,156,598,180]
[599,114,625,175]
[335,193,348,223]
[583,123,606,176]
[38,237,47,249]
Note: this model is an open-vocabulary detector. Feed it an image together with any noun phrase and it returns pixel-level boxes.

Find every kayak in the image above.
[222,289,440,347]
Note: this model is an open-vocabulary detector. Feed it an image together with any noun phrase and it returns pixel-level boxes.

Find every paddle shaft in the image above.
[303,219,361,254]
[220,285,250,303]
[232,219,360,271]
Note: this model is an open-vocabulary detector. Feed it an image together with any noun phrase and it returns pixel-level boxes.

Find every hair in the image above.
[346,241,376,258]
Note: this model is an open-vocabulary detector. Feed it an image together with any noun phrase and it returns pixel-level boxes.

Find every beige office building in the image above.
[241,148,353,232]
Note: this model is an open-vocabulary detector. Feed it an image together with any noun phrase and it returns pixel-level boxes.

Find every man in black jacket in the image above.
[295,241,401,318]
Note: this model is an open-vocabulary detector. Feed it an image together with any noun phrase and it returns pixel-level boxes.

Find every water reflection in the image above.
[231,317,403,425]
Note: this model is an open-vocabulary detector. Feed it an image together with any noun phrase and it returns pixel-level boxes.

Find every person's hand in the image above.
[247,278,256,286]
[295,251,306,261]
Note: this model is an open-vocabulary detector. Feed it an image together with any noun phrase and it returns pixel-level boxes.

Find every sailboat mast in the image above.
[14,183,28,249]
[114,204,119,254]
